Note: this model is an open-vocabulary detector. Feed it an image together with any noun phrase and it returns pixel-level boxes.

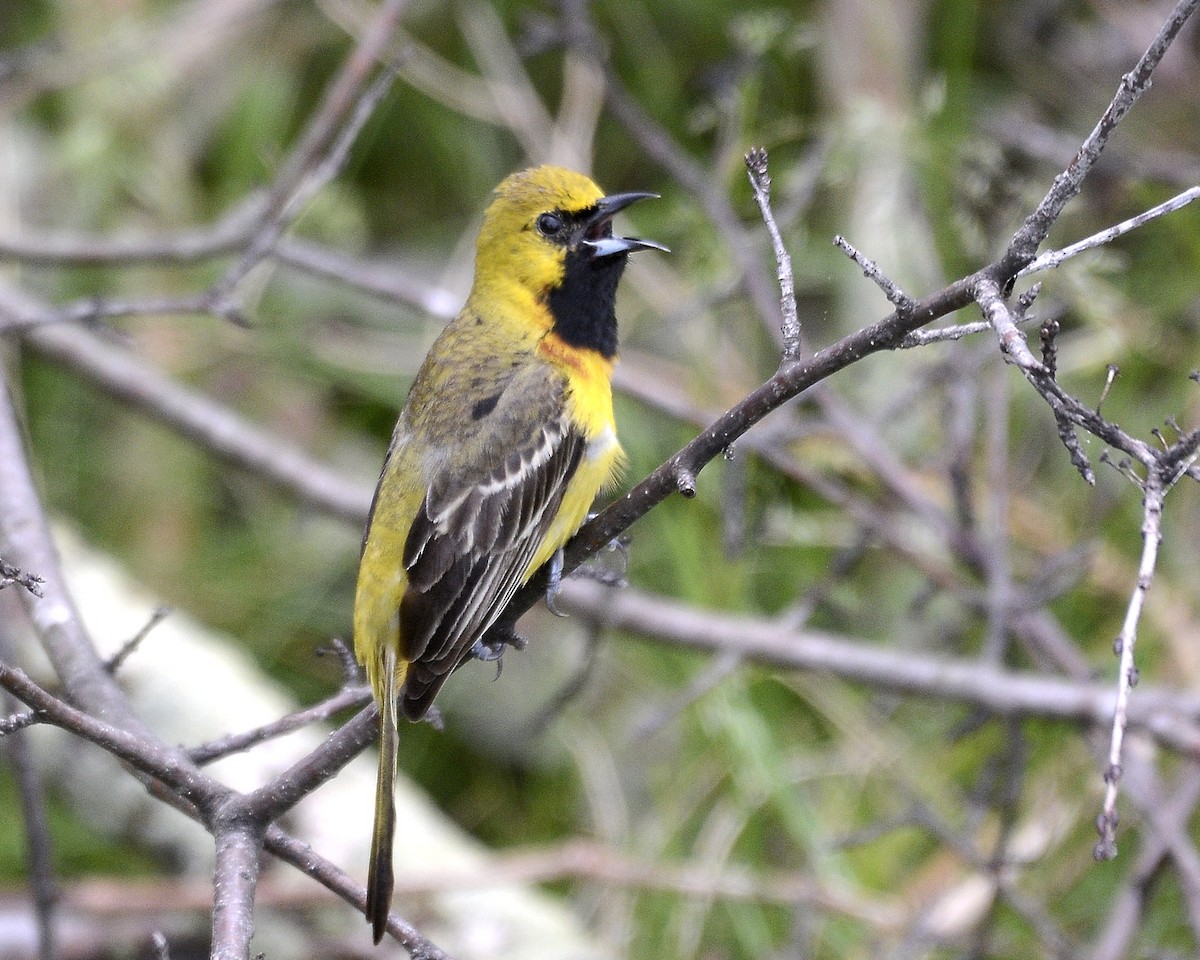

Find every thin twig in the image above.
[0,662,226,805]
[975,277,1044,373]
[975,277,1154,482]
[272,237,461,317]
[207,0,409,317]
[189,686,370,766]
[0,292,245,334]
[208,66,398,308]
[0,193,269,266]
[1039,313,1095,483]
[1089,769,1200,960]
[833,234,915,316]
[243,705,378,823]
[1097,459,1184,859]
[1000,0,1200,274]
[104,606,172,676]
[897,319,992,347]
[321,636,364,687]
[565,1,786,346]
[263,827,456,958]
[745,147,803,358]
[1018,185,1200,277]
[0,363,174,740]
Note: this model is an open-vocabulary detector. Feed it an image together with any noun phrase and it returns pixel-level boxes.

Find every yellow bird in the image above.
[354,165,664,941]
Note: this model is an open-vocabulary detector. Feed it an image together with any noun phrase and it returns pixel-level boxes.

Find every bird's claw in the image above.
[470,624,528,679]
[544,521,631,614]
[569,517,629,588]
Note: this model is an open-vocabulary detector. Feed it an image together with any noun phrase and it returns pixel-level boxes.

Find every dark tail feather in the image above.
[366,651,399,943]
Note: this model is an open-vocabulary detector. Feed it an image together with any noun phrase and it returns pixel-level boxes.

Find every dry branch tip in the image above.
[0,558,45,597]
[833,235,914,315]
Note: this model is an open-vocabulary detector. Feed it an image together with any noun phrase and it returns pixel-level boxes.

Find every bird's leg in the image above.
[469,622,528,678]
[569,515,630,588]
[544,519,630,619]
[544,547,568,617]
[579,533,629,587]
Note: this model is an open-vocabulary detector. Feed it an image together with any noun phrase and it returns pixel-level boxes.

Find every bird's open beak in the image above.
[582,191,670,257]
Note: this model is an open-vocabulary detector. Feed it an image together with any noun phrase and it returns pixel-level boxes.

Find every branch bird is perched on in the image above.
[354,165,665,941]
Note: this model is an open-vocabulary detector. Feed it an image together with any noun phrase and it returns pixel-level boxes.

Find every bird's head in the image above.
[471,165,666,357]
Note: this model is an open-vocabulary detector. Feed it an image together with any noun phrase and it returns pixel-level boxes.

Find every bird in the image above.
[353,165,665,942]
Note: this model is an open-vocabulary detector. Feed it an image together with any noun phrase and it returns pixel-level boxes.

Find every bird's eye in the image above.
[536,212,565,237]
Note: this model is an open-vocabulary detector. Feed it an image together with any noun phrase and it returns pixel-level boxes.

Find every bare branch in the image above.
[833,234,915,316]
[1019,185,1200,277]
[0,194,268,267]
[210,818,264,960]
[1000,0,1200,272]
[189,687,369,766]
[272,237,460,317]
[0,292,246,334]
[974,279,1159,473]
[208,65,398,309]
[263,828,456,958]
[0,663,224,807]
[745,147,803,358]
[104,606,172,676]
[0,363,173,736]
[556,579,1200,743]
[0,327,441,954]
[206,0,409,317]
[513,0,1200,624]
[563,1,787,343]
[243,706,378,823]
[896,320,991,347]
[0,707,38,735]
[1094,473,1165,860]
[20,317,374,525]
[976,276,1045,373]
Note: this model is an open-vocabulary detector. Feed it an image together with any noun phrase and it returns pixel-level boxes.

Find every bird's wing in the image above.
[397,370,585,719]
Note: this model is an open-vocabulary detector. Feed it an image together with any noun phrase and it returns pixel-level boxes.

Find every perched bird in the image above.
[353,165,665,941]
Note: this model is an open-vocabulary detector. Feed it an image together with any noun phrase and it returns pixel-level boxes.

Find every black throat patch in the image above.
[545,247,627,358]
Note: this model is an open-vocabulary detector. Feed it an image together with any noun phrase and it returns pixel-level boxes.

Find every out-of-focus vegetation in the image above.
[2,0,1200,958]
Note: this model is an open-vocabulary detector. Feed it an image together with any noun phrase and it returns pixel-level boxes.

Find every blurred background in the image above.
[1,0,1200,957]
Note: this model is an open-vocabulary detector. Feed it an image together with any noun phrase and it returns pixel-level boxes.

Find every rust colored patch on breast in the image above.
[537,331,614,381]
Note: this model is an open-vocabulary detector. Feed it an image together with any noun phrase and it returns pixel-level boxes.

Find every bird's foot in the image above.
[572,517,630,588]
[470,623,528,678]
[544,547,568,617]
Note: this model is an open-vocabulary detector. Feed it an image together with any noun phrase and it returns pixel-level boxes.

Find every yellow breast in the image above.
[525,333,625,575]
